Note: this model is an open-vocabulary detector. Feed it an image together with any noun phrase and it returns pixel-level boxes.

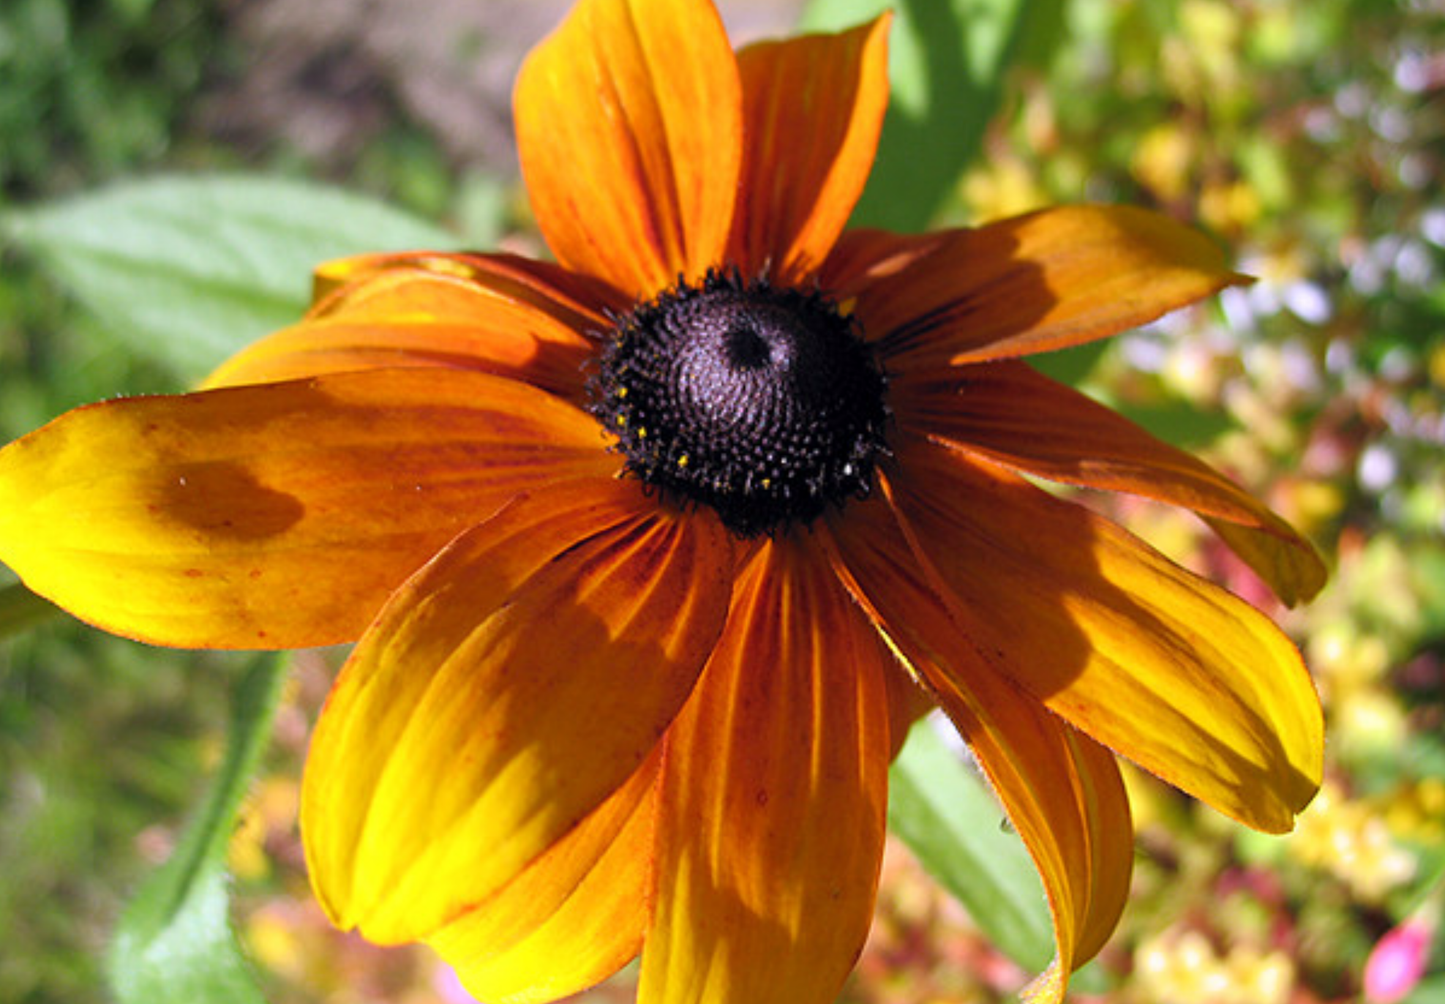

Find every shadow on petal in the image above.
[879,440,1322,832]
[302,478,735,944]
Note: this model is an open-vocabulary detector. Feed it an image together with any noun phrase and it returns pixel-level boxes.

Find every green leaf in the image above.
[1012,0,1071,71]
[1114,400,1236,450]
[1413,545,1445,644]
[107,655,289,1004]
[1027,339,1111,387]
[1,175,458,381]
[887,719,1054,972]
[799,0,1039,231]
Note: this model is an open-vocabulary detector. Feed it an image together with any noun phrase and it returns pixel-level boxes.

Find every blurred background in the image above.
[0,0,1441,1002]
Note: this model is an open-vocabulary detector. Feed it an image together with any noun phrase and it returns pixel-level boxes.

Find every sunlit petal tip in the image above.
[853,204,1250,368]
[988,203,1255,358]
[425,750,661,1004]
[514,0,743,298]
[1207,514,1329,607]
[1021,964,1066,1004]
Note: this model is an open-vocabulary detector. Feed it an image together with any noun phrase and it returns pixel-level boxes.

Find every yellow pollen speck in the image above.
[638,428,647,439]
[677,454,690,468]
[761,478,772,489]
[615,415,627,427]
[616,387,628,399]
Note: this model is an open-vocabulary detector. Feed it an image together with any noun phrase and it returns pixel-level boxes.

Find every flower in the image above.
[1364,911,1436,1004]
[0,0,1326,1001]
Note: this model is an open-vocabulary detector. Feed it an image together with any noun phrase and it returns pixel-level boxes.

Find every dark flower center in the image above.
[590,269,890,536]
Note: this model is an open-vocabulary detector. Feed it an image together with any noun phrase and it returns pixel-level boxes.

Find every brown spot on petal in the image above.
[156,461,305,541]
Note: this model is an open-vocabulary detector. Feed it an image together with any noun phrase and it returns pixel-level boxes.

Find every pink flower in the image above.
[1365,915,1434,1003]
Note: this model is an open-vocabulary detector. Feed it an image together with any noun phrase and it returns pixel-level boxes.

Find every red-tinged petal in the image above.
[638,539,891,1004]
[302,480,733,944]
[0,368,614,649]
[207,256,612,399]
[825,206,1246,367]
[898,360,1327,605]
[514,0,742,298]
[881,438,1322,833]
[427,750,660,1004]
[823,507,1132,998]
[728,15,891,284]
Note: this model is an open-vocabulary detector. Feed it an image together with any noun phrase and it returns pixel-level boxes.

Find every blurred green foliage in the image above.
[0,0,230,200]
[0,616,240,1003]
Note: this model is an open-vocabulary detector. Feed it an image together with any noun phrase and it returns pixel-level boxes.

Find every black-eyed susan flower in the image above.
[0,0,1326,1001]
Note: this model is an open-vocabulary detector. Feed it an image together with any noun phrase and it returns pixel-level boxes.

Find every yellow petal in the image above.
[823,507,1132,998]
[302,479,734,944]
[514,0,742,298]
[427,750,660,1004]
[1205,515,1328,610]
[728,15,891,283]
[639,539,891,1004]
[881,438,1322,832]
[898,359,1326,604]
[207,255,608,400]
[826,206,1247,366]
[0,369,614,648]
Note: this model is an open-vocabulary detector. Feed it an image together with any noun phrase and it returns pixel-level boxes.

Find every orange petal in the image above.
[0,369,614,648]
[308,250,624,313]
[825,206,1246,367]
[931,685,1129,1003]
[427,750,660,1004]
[953,700,1130,1004]
[882,657,936,759]
[898,360,1326,604]
[639,539,891,1004]
[207,255,612,399]
[301,479,733,944]
[818,226,948,302]
[514,0,742,298]
[823,507,1132,998]
[880,439,1322,833]
[728,15,891,283]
